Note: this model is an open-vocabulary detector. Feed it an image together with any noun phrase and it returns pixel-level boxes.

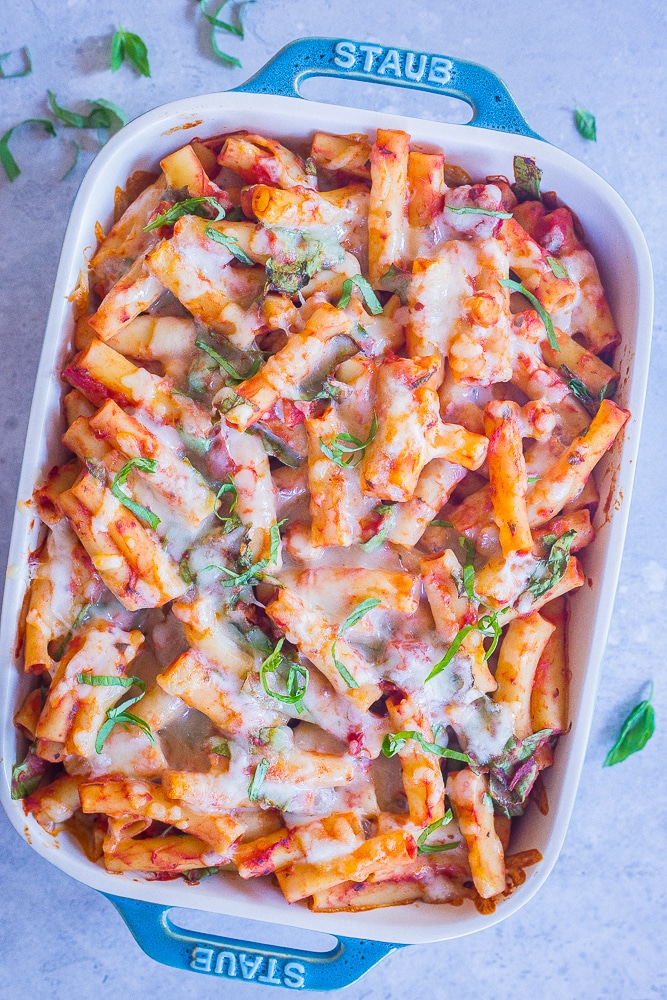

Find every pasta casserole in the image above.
[11,124,628,914]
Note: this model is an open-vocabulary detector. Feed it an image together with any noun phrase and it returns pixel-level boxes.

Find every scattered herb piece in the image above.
[430,519,455,529]
[377,264,411,305]
[264,233,328,295]
[0,118,56,182]
[47,91,127,138]
[575,106,597,142]
[52,603,90,661]
[382,731,471,763]
[111,26,151,77]
[205,224,253,263]
[446,205,513,219]
[359,504,394,553]
[198,0,254,67]
[11,745,50,800]
[0,46,32,79]
[426,608,506,682]
[460,535,477,602]
[60,139,81,182]
[182,866,222,883]
[110,457,161,531]
[603,683,655,766]
[210,738,231,757]
[417,811,459,854]
[144,196,226,231]
[337,275,383,315]
[77,673,142,689]
[338,597,382,634]
[512,155,543,201]
[93,678,154,753]
[247,424,302,468]
[248,757,270,801]
[260,637,309,707]
[524,529,576,600]
[499,278,558,351]
[487,729,553,816]
[546,255,569,280]
[179,556,193,585]
[195,338,261,384]
[319,412,378,469]
[330,640,359,689]
[214,477,239,529]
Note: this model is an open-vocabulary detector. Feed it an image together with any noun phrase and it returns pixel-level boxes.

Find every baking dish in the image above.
[0,36,653,991]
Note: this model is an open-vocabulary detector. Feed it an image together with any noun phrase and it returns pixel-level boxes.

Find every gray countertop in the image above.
[0,2,665,997]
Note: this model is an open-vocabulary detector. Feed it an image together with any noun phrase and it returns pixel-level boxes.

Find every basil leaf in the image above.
[430,519,455,529]
[546,255,569,280]
[460,535,477,602]
[417,810,460,854]
[603,684,655,766]
[205,225,253,263]
[53,603,91,661]
[337,275,383,315]
[247,424,302,468]
[331,640,359,689]
[214,477,238,525]
[524,529,576,600]
[182,866,222,884]
[381,731,471,763]
[575,106,597,142]
[426,606,507,682]
[60,139,81,182]
[319,412,378,468]
[359,504,394,552]
[144,196,226,232]
[77,673,144,690]
[111,27,151,77]
[195,338,260,384]
[0,46,32,79]
[110,457,161,531]
[179,556,193,585]
[338,597,382,634]
[499,278,558,351]
[47,91,127,137]
[377,264,411,305]
[425,625,475,682]
[264,233,328,295]
[248,757,270,801]
[11,745,50,800]
[211,738,231,757]
[0,118,56,182]
[260,637,309,706]
[95,709,155,753]
[446,206,512,219]
[512,155,543,201]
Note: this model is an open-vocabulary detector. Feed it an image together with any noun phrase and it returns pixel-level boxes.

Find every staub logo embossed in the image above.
[333,41,453,86]
[190,946,306,989]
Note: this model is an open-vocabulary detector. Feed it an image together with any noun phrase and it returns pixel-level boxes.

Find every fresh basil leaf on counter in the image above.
[0,118,56,182]
[47,91,127,138]
[604,684,655,766]
[111,27,151,77]
[575,106,597,141]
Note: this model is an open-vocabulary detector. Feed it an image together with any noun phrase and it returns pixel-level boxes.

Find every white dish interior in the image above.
[0,91,653,946]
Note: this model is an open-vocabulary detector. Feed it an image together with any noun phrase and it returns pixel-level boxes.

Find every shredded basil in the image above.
[337,275,383,315]
[546,255,569,280]
[94,678,154,753]
[376,264,411,305]
[77,673,142,689]
[359,504,394,552]
[0,46,32,79]
[417,811,459,854]
[319,412,378,469]
[446,205,512,219]
[47,91,127,138]
[524,529,576,600]
[144,197,226,232]
[499,278,559,351]
[248,757,270,801]
[260,637,309,707]
[0,118,56,182]
[110,457,160,532]
[195,338,261,384]
[205,225,253,263]
[382,731,471,763]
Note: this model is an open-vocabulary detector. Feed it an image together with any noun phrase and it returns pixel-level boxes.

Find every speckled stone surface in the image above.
[0,2,665,997]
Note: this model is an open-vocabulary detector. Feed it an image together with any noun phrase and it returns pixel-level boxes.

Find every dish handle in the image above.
[233,36,542,139]
[103,892,404,991]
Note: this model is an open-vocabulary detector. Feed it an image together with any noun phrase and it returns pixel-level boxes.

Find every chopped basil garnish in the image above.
[260,637,309,707]
[179,556,193,585]
[77,673,142,688]
[47,91,127,138]
[264,233,328,295]
[446,205,512,219]
[499,278,559,351]
[426,608,506,682]
[430,519,455,529]
[376,264,411,305]
[205,224,254,263]
[195,338,261,384]
[460,535,477,602]
[575,106,597,142]
[331,641,359,689]
[248,757,270,801]
[337,275,383,315]
[319,412,378,468]
[53,603,91,661]
[11,745,50,800]
[512,155,543,201]
[111,26,151,76]
[382,731,471,763]
[144,197,226,232]
[0,118,56,182]
[359,504,394,552]
[329,598,381,690]
[110,457,161,532]
[214,477,239,529]
[210,738,231,757]
[417,810,459,854]
[93,678,154,754]
[603,683,655,767]
[203,519,285,595]
[0,46,32,79]
[60,139,81,182]
[182,866,222,883]
[546,255,569,280]
[524,528,576,600]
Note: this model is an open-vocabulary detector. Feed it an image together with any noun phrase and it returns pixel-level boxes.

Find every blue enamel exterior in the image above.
[106,37,540,989]
[103,892,403,991]
[233,36,543,140]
